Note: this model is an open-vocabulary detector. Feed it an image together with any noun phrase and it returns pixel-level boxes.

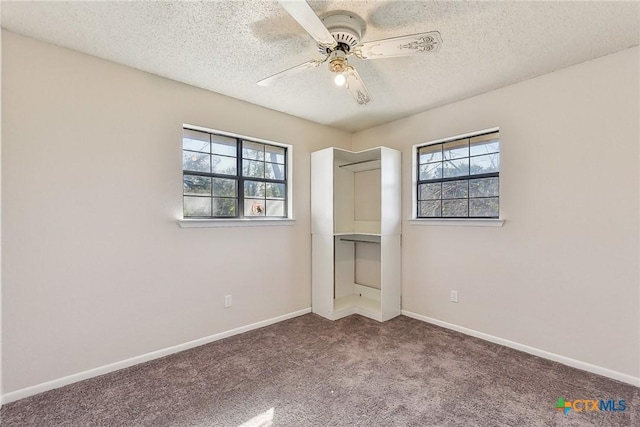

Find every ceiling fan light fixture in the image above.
[334,73,346,86]
[328,50,348,73]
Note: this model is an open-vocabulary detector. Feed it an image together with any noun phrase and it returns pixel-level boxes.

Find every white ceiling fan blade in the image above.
[278,0,337,49]
[345,66,372,106]
[257,59,325,86]
[356,31,442,59]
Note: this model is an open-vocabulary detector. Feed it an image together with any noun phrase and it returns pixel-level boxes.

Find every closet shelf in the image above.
[334,294,380,313]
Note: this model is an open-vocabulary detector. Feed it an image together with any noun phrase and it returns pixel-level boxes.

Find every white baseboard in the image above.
[0,308,311,405]
[402,310,640,387]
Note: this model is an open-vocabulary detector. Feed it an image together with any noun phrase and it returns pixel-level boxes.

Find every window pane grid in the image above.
[469,150,499,158]
[417,131,499,219]
[183,129,287,218]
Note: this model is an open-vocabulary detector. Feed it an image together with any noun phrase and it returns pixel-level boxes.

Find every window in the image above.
[182,128,288,219]
[416,130,499,218]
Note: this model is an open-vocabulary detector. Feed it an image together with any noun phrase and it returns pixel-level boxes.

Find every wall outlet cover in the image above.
[450,290,459,303]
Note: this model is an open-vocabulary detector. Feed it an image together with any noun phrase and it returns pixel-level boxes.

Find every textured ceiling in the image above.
[2,1,639,132]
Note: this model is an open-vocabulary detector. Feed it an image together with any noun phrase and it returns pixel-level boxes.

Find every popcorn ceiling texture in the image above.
[1,1,638,132]
[1,314,638,426]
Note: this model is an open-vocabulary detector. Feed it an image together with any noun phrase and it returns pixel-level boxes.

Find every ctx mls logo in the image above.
[555,397,626,415]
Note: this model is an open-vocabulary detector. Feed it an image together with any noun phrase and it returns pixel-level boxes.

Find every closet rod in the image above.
[339,238,380,244]
[338,159,380,168]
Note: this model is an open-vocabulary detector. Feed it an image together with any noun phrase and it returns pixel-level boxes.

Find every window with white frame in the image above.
[416,130,500,218]
[182,127,289,218]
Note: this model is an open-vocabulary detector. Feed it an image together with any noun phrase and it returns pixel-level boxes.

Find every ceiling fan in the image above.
[257,0,443,106]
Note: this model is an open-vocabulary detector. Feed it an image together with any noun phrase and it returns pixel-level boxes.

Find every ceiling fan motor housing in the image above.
[319,12,366,53]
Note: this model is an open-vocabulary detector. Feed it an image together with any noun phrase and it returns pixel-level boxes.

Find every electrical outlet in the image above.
[450,290,459,303]
[224,295,232,308]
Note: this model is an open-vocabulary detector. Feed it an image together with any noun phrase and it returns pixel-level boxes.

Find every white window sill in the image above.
[408,218,504,227]
[178,218,296,228]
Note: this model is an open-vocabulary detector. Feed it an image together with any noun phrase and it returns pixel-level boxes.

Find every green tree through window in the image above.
[417,131,499,218]
[182,128,288,218]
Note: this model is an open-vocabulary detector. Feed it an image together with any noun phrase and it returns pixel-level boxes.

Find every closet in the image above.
[311,146,401,322]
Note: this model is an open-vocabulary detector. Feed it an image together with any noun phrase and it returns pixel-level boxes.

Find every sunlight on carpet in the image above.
[238,407,274,427]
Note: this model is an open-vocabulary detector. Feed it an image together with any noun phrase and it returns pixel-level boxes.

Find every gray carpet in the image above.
[1,314,638,426]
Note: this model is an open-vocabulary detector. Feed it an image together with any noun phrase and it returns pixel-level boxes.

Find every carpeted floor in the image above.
[1,314,638,426]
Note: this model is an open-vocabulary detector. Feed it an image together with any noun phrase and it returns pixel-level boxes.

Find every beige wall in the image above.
[1,31,351,393]
[353,47,640,378]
